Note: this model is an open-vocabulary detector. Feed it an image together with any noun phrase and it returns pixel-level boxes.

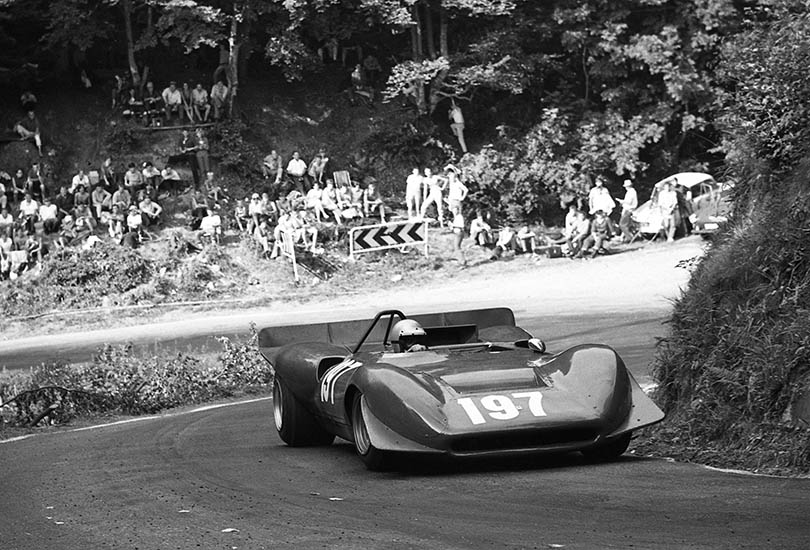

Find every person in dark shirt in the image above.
[15,111,42,156]
[52,186,74,220]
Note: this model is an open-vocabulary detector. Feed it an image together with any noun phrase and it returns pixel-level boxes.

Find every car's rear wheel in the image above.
[273,376,335,446]
[581,432,632,462]
[351,393,392,471]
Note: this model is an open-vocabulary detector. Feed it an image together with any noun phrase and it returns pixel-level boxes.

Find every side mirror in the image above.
[527,338,546,353]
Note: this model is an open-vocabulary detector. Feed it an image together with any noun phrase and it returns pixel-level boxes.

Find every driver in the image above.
[392,319,427,352]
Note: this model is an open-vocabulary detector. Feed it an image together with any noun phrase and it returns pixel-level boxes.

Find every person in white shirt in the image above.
[617,179,639,243]
[657,180,679,242]
[445,166,468,214]
[0,207,14,232]
[405,168,422,219]
[448,100,468,153]
[420,168,444,225]
[162,81,184,122]
[191,83,211,122]
[588,178,615,216]
[18,193,39,233]
[38,196,59,233]
[126,205,144,237]
[200,208,222,244]
[160,164,182,194]
[138,197,163,226]
[469,210,492,247]
[71,170,90,193]
[286,151,308,193]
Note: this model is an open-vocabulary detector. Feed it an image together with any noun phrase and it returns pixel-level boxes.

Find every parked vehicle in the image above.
[632,172,720,237]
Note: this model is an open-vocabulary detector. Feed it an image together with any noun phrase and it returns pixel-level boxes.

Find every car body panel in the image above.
[259,308,664,458]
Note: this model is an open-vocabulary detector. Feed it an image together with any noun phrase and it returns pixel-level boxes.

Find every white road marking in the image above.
[0,396,272,445]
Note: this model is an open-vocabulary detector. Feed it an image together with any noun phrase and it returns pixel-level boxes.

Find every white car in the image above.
[631,172,720,236]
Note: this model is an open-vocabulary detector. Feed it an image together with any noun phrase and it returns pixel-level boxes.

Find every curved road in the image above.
[2,239,808,548]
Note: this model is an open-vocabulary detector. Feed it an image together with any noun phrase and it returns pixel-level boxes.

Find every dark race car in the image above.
[258,308,664,470]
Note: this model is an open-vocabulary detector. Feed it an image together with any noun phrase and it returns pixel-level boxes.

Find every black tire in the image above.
[273,377,335,446]
[351,393,392,471]
[581,432,632,462]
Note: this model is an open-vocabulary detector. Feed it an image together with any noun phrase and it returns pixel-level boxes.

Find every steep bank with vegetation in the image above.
[642,7,810,475]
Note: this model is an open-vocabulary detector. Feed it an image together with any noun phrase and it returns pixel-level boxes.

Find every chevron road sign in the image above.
[349,220,429,258]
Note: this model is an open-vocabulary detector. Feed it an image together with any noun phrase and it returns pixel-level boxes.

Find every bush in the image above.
[651,171,810,473]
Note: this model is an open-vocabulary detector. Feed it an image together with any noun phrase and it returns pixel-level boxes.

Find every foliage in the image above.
[0,335,273,428]
[210,119,262,177]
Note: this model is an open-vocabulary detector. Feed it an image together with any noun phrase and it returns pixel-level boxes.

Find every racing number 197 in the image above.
[457,392,546,425]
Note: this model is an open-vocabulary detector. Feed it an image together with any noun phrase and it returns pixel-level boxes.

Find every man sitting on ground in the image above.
[363,182,385,222]
[161,81,183,122]
[469,210,493,247]
[200,207,222,244]
[38,196,60,234]
[160,164,182,194]
[139,196,163,227]
[490,224,517,260]
[566,210,590,257]
[576,210,613,258]
[18,193,39,234]
[517,225,538,254]
[262,150,283,184]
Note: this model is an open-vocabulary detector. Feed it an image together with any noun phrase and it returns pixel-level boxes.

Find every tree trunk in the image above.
[424,2,436,60]
[227,6,241,118]
[121,0,141,89]
[428,10,450,113]
[411,4,424,61]
[439,7,448,58]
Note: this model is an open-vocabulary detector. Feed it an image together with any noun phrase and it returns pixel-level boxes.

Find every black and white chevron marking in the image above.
[353,222,426,250]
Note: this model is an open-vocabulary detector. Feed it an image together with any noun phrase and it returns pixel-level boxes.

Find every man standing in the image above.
[445,165,468,214]
[211,80,229,120]
[448,100,468,153]
[588,178,615,216]
[420,168,444,225]
[405,168,422,219]
[657,180,679,242]
[194,128,210,184]
[617,178,638,243]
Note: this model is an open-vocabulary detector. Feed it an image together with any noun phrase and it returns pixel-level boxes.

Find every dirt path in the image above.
[0,238,705,363]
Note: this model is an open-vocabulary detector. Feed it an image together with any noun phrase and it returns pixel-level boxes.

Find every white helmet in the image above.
[391,319,426,351]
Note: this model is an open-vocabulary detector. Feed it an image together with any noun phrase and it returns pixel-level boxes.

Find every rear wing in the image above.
[258,307,515,352]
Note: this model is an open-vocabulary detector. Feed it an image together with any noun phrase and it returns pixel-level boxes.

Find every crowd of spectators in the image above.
[116,77,230,127]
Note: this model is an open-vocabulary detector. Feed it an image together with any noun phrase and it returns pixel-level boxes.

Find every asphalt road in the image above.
[2,397,808,549]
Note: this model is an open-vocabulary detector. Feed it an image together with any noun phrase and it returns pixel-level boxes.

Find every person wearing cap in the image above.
[617,178,638,243]
[162,81,183,122]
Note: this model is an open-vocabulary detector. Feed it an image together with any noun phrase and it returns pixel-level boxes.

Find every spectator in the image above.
[211,80,229,120]
[160,164,182,194]
[247,192,263,234]
[124,162,144,194]
[14,111,43,156]
[178,128,198,185]
[448,100,468,153]
[53,185,74,219]
[234,198,249,232]
[191,83,211,122]
[142,161,161,188]
[180,82,194,122]
[0,175,7,210]
[469,210,493,247]
[262,150,283,184]
[260,192,277,224]
[306,182,329,222]
[39,196,60,233]
[91,185,112,219]
[451,209,466,266]
[337,180,360,220]
[307,150,329,185]
[26,162,45,201]
[10,168,26,204]
[254,220,272,256]
[55,214,77,248]
[577,210,614,258]
[319,179,342,225]
[363,182,385,222]
[105,203,125,240]
[26,234,43,266]
[420,168,444,225]
[0,207,13,234]
[658,180,679,242]
[270,209,291,259]
[100,157,116,188]
[18,193,39,234]
[123,88,143,121]
[617,178,638,242]
[195,128,210,181]
[516,225,538,254]
[142,81,161,126]
[71,168,90,193]
[200,207,222,244]
[291,210,319,253]
[74,203,97,232]
[564,203,578,241]
[445,165,468,214]
[490,224,517,260]
[286,151,307,193]
[405,168,423,219]
[0,229,11,279]
[8,247,28,280]
[162,81,183,122]
[126,205,144,238]
[73,184,91,213]
[566,210,590,257]
[588,178,615,216]
[138,196,163,226]
[111,182,131,210]
[189,190,209,230]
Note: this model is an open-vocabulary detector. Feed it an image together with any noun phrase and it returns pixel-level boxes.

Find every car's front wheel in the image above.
[351,393,392,471]
[581,432,632,462]
[273,376,335,446]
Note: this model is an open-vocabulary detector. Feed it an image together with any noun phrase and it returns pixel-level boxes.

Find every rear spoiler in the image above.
[258,307,515,351]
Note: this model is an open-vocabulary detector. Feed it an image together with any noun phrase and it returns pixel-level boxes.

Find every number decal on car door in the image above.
[457,392,547,425]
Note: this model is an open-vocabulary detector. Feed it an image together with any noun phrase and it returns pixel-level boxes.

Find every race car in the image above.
[258,308,664,470]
